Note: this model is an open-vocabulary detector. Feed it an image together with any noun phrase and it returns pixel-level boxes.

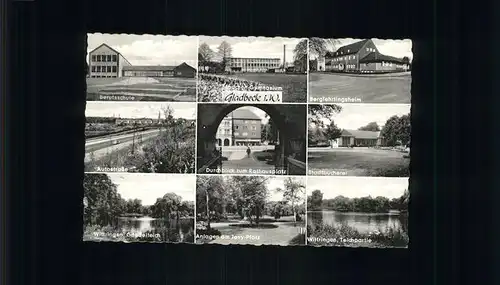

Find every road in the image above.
[308,72,411,103]
[220,146,276,174]
[85,129,161,162]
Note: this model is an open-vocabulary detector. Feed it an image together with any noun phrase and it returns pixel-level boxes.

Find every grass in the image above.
[308,149,410,177]
[195,216,306,245]
[307,222,409,248]
[308,73,411,103]
[252,150,275,164]
[85,132,195,173]
[86,77,196,101]
[227,73,307,103]
[83,224,194,243]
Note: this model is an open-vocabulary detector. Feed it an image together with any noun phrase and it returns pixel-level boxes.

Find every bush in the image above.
[307,222,408,248]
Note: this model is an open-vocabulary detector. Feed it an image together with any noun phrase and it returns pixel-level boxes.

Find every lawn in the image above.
[308,73,411,103]
[86,77,196,101]
[228,73,307,103]
[196,215,306,245]
[308,148,410,177]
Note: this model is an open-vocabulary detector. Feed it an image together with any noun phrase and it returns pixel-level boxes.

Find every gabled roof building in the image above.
[317,39,410,73]
[88,43,196,78]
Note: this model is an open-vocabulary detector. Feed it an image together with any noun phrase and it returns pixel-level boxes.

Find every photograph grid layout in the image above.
[83,34,411,249]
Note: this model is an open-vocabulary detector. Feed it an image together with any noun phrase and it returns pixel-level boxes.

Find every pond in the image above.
[117,216,194,241]
[307,211,408,234]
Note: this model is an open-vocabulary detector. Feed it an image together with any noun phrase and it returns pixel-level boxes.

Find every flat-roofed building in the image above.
[225,57,281,73]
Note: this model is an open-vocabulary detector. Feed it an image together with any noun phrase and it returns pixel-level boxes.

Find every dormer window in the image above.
[347,49,350,53]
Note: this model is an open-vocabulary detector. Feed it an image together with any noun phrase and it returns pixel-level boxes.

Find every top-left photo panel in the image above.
[86,33,198,102]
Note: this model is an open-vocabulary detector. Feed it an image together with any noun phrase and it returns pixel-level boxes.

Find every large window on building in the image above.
[91,55,96,62]
[106,55,112,62]
[106,66,111,72]
[112,66,117,73]
[91,66,96,72]
[112,55,117,62]
[96,66,101,72]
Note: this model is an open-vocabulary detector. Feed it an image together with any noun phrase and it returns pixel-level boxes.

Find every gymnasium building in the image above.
[88,43,196,78]
[224,57,281,73]
[317,39,410,73]
[216,109,262,146]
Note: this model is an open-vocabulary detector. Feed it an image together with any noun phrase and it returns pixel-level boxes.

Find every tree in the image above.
[380,114,411,146]
[196,176,225,229]
[276,178,305,226]
[308,104,342,127]
[83,173,124,227]
[308,127,326,146]
[402,56,410,64]
[308,190,323,211]
[324,121,342,142]
[217,41,232,70]
[230,176,269,225]
[358,122,381,132]
[294,38,342,61]
[198,42,214,64]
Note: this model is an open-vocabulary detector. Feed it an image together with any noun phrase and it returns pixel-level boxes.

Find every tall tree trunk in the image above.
[205,190,211,229]
[292,202,297,227]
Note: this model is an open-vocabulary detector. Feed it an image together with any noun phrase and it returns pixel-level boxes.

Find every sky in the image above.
[228,176,306,202]
[310,38,412,61]
[86,102,196,119]
[307,177,408,199]
[107,173,195,205]
[199,36,304,64]
[313,104,410,130]
[223,106,269,124]
[87,33,198,67]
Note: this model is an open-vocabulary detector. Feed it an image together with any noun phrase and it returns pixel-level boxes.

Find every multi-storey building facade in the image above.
[88,44,132,78]
[216,109,262,146]
[88,43,196,78]
[225,57,281,73]
[317,39,410,73]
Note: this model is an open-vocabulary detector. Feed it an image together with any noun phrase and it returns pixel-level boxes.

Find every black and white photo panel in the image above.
[308,103,411,177]
[306,176,409,248]
[197,36,308,103]
[85,102,196,173]
[196,103,307,176]
[308,38,412,104]
[83,173,195,243]
[196,175,307,246]
[86,33,198,102]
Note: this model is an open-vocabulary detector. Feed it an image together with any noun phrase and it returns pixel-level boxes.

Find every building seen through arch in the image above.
[216,108,262,147]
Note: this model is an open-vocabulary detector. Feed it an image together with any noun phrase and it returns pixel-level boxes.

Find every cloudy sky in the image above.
[107,173,195,205]
[223,106,269,124]
[307,177,408,199]
[225,176,306,202]
[314,104,410,130]
[87,33,198,67]
[86,102,196,119]
[199,36,304,65]
[336,38,412,60]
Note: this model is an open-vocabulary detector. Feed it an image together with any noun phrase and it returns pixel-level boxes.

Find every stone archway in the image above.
[197,104,306,175]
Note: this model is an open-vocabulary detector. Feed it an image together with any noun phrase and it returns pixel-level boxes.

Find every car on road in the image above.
[112,140,120,145]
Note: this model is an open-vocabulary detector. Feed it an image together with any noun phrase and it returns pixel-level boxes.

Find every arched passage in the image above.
[223,138,230,146]
[197,104,306,175]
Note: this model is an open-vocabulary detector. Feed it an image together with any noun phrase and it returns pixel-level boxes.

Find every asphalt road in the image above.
[85,129,161,161]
